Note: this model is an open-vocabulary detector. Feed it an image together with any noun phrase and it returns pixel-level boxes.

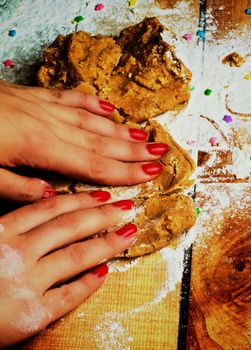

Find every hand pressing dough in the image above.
[47,120,196,257]
[38,17,191,123]
[37,18,196,257]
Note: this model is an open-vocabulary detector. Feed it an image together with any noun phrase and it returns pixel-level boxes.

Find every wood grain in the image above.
[187,184,251,350]
[206,0,251,39]
[16,251,182,350]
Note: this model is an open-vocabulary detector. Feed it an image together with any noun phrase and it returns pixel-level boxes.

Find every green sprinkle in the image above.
[189,85,195,91]
[204,88,212,96]
[196,207,201,215]
[249,156,251,161]
[73,15,84,23]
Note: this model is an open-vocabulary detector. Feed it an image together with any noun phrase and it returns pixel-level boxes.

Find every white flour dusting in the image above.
[0,245,25,277]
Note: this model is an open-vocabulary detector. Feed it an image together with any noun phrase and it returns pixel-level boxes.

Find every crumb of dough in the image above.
[222,52,246,67]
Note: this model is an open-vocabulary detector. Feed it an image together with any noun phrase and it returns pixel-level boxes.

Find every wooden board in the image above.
[187,1,251,349]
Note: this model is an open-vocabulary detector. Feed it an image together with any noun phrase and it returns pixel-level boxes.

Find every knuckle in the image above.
[19,178,40,201]
[54,213,72,228]
[59,285,73,306]
[64,243,85,266]
[50,89,63,100]
[88,157,107,182]
[32,197,57,211]
[89,135,103,154]
[96,206,110,222]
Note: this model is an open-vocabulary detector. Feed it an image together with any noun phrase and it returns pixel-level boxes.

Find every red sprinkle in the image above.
[95,3,104,11]
[3,59,14,68]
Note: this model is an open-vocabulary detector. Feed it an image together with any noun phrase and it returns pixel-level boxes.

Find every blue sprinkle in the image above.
[8,29,16,37]
[197,30,205,39]
[245,8,251,14]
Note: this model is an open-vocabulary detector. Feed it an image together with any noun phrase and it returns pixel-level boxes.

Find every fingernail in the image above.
[147,143,169,156]
[142,162,163,176]
[115,223,138,238]
[43,187,57,198]
[99,100,115,112]
[91,264,109,278]
[129,128,148,141]
[112,200,134,210]
[90,191,111,202]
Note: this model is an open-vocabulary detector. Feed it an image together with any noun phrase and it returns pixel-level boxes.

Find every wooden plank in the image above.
[187,183,251,350]
[187,0,251,348]
[17,250,182,350]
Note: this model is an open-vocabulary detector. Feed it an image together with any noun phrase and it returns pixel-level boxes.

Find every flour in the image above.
[95,319,133,350]
[0,245,25,278]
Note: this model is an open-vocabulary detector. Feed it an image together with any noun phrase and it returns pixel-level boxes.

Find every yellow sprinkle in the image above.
[244,71,251,80]
[129,0,137,6]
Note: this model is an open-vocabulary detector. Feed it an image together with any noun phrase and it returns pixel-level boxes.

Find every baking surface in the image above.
[0,0,250,349]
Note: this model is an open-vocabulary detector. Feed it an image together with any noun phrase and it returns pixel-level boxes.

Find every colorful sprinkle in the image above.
[8,29,16,37]
[223,114,233,123]
[72,15,84,24]
[129,0,137,5]
[196,207,201,215]
[189,85,195,91]
[244,71,251,80]
[95,3,104,11]
[209,137,219,146]
[204,88,212,96]
[245,8,251,14]
[182,33,193,41]
[3,59,14,68]
[197,30,205,39]
[187,140,197,146]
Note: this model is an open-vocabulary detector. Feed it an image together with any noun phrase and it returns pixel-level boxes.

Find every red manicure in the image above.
[99,100,115,112]
[129,128,148,141]
[147,143,169,156]
[112,200,134,210]
[91,264,109,278]
[90,191,111,202]
[116,223,138,238]
[43,187,57,198]
[142,163,163,176]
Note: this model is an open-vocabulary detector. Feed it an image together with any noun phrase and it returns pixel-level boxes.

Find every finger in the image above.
[41,104,148,142]
[0,168,56,202]
[24,200,134,261]
[24,87,116,116]
[0,191,111,237]
[43,264,108,322]
[53,124,168,161]
[36,223,137,290]
[40,138,163,185]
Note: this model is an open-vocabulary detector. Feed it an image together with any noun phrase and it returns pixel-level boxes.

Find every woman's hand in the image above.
[0,191,137,348]
[0,81,168,202]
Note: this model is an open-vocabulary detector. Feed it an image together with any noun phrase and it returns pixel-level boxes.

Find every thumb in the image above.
[0,168,57,202]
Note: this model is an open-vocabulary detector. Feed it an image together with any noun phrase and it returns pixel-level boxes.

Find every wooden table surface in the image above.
[1,1,250,349]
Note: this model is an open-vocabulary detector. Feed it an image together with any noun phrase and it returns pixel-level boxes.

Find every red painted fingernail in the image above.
[129,128,148,141]
[43,187,57,198]
[142,162,163,176]
[90,191,111,202]
[116,223,138,238]
[91,264,109,278]
[99,100,115,112]
[147,143,169,156]
[112,200,134,210]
